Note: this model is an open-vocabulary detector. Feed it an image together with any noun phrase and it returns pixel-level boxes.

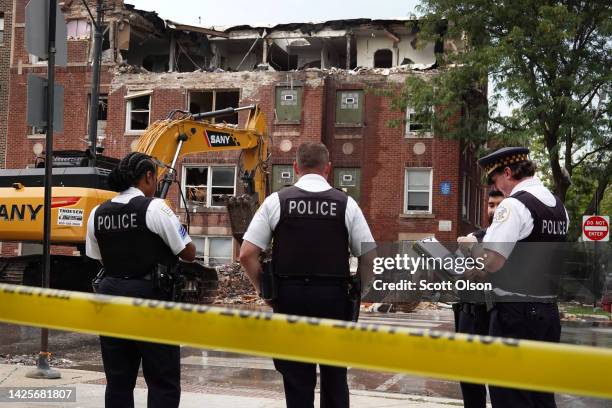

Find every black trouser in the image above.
[453,302,490,408]
[273,280,349,408]
[98,277,181,408]
[488,302,561,408]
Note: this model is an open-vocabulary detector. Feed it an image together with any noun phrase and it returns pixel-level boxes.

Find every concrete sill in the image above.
[181,207,228,214]
[26,134,46,139]
[405,132,433,139]
[335,123,364,128]
[274,121,301,125]
[124,131,145,137]
[400,213,435,219]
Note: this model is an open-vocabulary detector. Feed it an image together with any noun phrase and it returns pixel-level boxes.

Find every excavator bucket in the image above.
[225,194,259,244]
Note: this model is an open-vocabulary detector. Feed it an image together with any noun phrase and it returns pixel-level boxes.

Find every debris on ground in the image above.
[0,354,75,367]
[214,263,264,305]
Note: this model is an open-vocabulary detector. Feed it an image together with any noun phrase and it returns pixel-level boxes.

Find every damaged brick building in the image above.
[1,0,487,264]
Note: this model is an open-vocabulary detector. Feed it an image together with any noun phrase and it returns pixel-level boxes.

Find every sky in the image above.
[126,0,422,27]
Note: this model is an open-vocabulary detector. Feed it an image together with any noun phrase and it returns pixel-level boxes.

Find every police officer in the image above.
[86,152,196,408]
[239,142,374,408]
[458,147,568,408]
[454,189,504,408]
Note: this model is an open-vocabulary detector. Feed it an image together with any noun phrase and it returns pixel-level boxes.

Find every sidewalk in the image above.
[0,364,466,407]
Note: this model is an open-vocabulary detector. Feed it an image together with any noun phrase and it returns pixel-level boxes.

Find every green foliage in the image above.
[391,0,611,213]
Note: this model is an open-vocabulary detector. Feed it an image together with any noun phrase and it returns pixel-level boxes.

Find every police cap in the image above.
[477,147,530,184]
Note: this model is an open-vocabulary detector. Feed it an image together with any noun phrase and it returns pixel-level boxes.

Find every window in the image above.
[189,90,240,124]
[374,49,393,68]
[405,106,433,137]
[27,126,45,138]
[66,19,90,40]
[475,187,482,227]
[275,87,302,123]
[0,13,4,45]
[404,168,432,213]
[182,165,236,208]
[333,168,361,202]
[29,54,48,65]
[125,92,151,133]
[192,236,233,266]
[462,174,471,220]
[335,90,364,126]
[272,165,295,192]
[87,94,108,138]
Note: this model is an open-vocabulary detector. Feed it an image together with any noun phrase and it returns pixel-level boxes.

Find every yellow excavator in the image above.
[0,105,269,303]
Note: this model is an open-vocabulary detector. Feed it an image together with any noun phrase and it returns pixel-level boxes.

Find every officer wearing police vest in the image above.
[454,189,504,408]
[458,147,568,408]
[239,142,374,408]
[86,152,196,408]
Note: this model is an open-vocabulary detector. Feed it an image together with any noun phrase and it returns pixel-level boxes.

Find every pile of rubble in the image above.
[0,354,74,367]
[214,263,264,305]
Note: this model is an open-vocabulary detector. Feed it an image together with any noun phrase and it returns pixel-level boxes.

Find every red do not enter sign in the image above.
[582,215,609,242]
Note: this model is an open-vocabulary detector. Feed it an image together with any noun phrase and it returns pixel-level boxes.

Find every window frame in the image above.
[462,174,471,221]
[181,164,237,209]
[192,235,234,266]
[404,167,433,214]
[0,13,4,45]
[405,106,433,138]
[187,89,241,125]
[274,86,303,124]
[124,92,152,134]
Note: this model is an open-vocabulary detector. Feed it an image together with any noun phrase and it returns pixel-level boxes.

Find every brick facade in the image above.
[2,1,485,260]
[0,0,13,168]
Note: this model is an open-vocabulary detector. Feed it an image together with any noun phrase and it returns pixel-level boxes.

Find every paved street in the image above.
[1,307,611,407]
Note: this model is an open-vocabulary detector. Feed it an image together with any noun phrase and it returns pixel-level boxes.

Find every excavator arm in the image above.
[134,104,269,205]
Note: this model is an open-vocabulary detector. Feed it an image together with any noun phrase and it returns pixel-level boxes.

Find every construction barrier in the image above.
[0,283,611,399]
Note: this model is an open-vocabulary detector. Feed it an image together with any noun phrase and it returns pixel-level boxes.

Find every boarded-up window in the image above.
[272,165,295,192]
[335,90,364,125]
[275,87,302,123]
[333,168,361,202]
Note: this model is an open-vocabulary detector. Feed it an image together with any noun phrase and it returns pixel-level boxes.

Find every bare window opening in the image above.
[182,165,236,208]
[189,90,240,124]
[97,95,108,121]
[374,49,393,68]
[125,94,151,133]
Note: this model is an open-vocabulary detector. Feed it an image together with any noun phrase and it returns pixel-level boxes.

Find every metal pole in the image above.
[27,0,61,379]
[86,0,103,166]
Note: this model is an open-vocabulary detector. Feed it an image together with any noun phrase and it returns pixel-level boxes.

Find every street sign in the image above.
[582,215,609,242]
[27,74,64,132]
[25,0,67,66]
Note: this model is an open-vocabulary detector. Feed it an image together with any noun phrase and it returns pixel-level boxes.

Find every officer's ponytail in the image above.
[107,152,157,192]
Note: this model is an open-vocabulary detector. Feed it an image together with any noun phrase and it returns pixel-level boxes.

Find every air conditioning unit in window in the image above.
[340,174,355,187]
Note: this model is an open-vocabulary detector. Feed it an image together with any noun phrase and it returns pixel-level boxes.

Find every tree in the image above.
[392,1,611,215]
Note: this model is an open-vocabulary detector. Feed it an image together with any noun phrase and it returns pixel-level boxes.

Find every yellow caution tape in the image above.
[0,283,611,399]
